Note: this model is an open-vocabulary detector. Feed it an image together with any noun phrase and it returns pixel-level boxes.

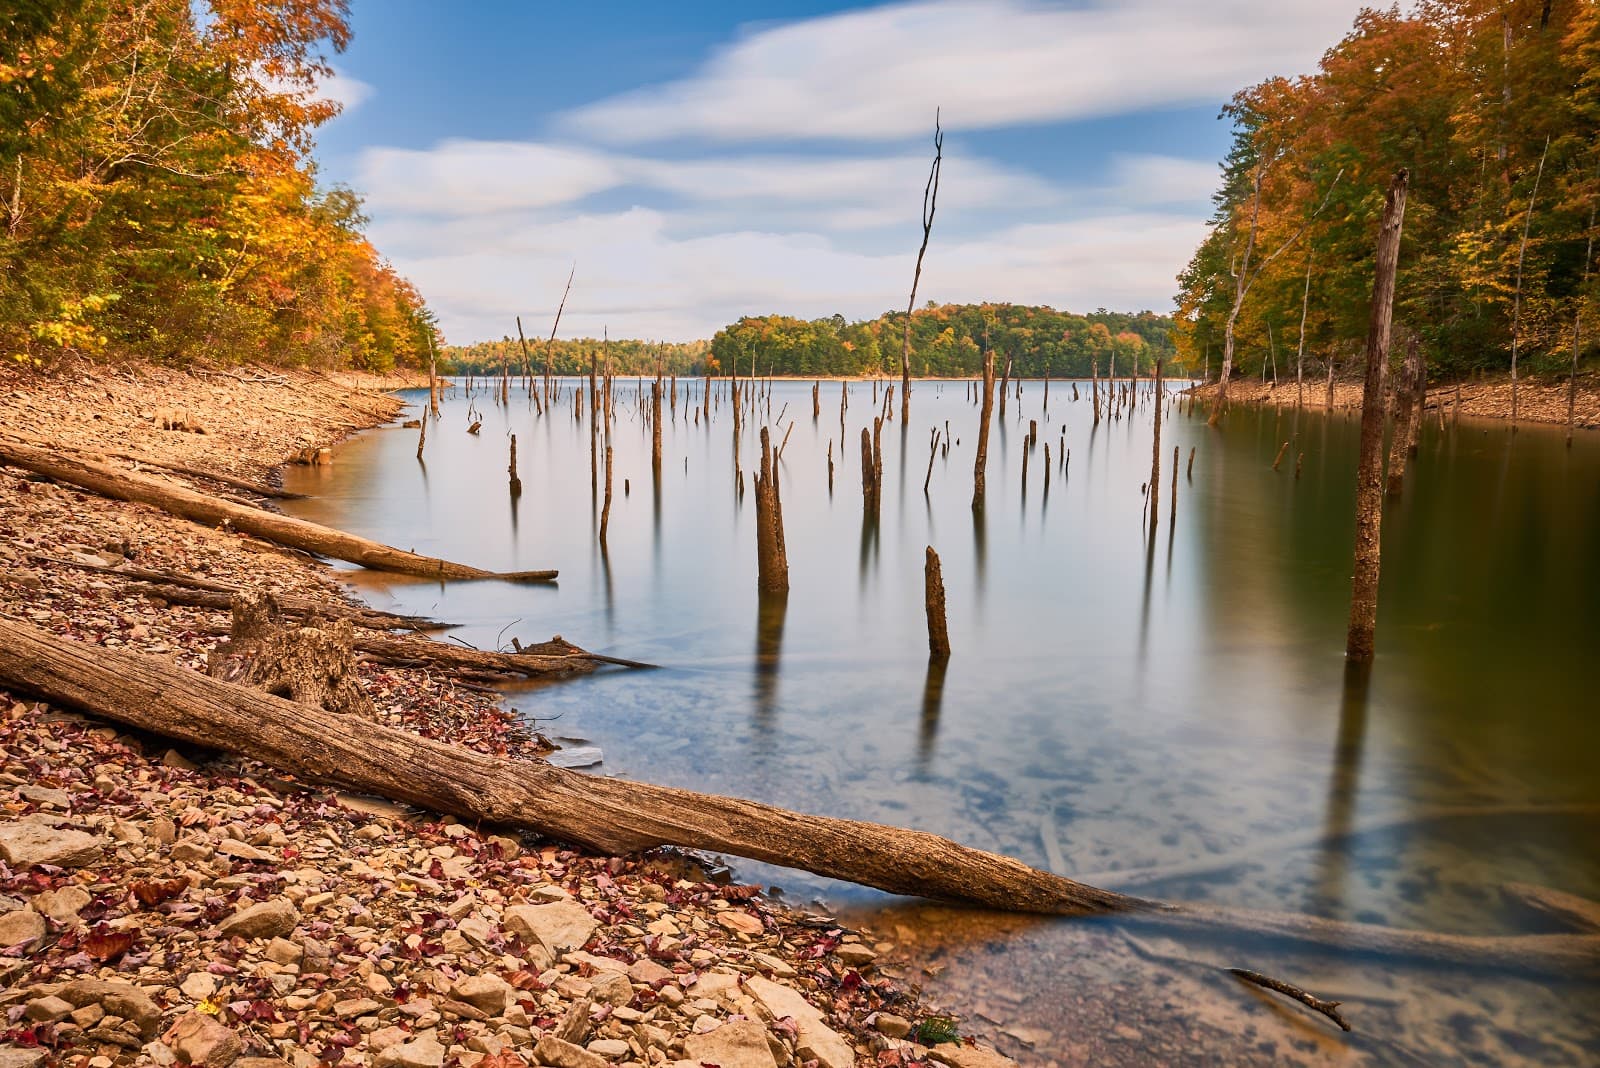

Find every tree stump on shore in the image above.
[207,592,374,719]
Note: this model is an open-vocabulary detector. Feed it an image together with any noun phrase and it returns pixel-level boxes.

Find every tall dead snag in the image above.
[650,379,663,486]
[972,349,996,509]
[812,381,820,421]
[1509,136,1550,430]
[543,264,576,409]
[1211,165,1343,426]
[1148,358,1163,531]
[901,110,943,421]
[999,353,1012,419]
[925,546,950,661]
[1295,248,1313,408]
[1568,156,1597,448]
[508,434,523,497]
[589,353,600,494]
[859,427,877,518]
[1347,169,1409,663]
[1386,335,1424,496]
[0,441,555,582]
[427,335,440,418]
[754,427,789,595]
[415,407,427,461]
[514,316,538,414]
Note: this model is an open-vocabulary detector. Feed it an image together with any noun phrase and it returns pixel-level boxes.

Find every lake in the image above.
[283,376,1600,1066]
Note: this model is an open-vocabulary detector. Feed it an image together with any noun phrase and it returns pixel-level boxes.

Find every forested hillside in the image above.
[448,305,1173,379]
[1177,0,1599,384]
[1,0,434,371]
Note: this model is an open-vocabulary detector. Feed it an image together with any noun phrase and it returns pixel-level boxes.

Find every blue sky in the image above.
[307,0,1370,343]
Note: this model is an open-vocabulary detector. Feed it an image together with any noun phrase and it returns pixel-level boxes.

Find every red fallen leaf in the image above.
[505,969,545,991]
[131,877,188,907]
[84,925,136,962]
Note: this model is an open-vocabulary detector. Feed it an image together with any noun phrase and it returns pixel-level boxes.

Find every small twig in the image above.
[1228,968,1351,1032]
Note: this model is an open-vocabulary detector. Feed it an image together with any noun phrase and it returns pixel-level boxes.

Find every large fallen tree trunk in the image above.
[0,441,555,582]
[0,619,1595,976]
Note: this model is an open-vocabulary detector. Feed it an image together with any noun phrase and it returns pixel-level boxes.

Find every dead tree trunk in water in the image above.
[972,349,996,509]
[508,435,522,497]
[860,428,877,518]
[901,111,943,421]
[1386,334,1424,496]
[925,546,950,660]
[754,427,789,595]
[1509,136,1550,430]
[999,352,1012,419]
[1347,169,1409,662]
[1147,358,1163,531]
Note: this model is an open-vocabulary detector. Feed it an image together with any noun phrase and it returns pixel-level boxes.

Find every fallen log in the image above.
[0,441,556,582]
[0,432,309,500]
[1502,883,1600,932]
[0,619,1594,976]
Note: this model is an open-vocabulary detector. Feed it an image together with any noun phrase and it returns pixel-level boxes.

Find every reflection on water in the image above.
[285,380,1600,1065]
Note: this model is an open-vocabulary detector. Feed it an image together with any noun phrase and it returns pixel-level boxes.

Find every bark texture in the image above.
[0,440,555,583]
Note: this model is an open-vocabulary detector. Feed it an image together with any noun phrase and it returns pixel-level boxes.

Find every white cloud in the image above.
[359,141,623,213]
[563,0,1366,143]
[1108,154,1219,205]
[318,68,375,114]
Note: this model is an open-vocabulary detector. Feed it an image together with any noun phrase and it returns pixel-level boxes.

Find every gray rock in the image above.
[56,979,163,1038]
[0,822,103,868]
[451,973,514,1016]
[31,885,92,924]
[503,899,598,954]
[588,970,633,1007]
[23,996,74,1023]
[166,1010,243,1067]
[373,1036,446,1068]
[585,1038,630,1061]
[0,1048,47,1068]
[0,909,46,949]
[218,898,298,940]
[533,1037,607,1068]
[683,1018,779,1068]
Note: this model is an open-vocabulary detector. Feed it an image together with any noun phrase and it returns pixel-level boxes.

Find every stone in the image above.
[169,839,215,863]
[683,1018,779,1068]
[715,910,764,936]
[24,996,74,1023]
[218,898,298,940]
[0,1049,47,1068]
[588,971,633,1007]
[835,943,877,967]
[179,973,219,1002]
[264,937,303,965]
[0,909,46,948]
[373,1036,446,1068]
[368,1026,410,1053]
[333,998,383,1019]
[746,976,854,1068]
[874,1013,912,1039]
[32,885,93,924]
[17,786,70,809]
[56,980,163,1038]
[451,973,514,1016]
[216,838,272,862]
[532,1037,607,1068]
[0,822,103,868]
[503,900,598,954]
[165,1011,243,1067]
[927,1045,1020,1068]
[585,1039,630,1061]
[626,958,674,987]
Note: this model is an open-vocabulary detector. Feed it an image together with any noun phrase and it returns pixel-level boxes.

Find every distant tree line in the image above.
[444,305,1173,379]
[1177,1,1599,383]
[2,0,436,372]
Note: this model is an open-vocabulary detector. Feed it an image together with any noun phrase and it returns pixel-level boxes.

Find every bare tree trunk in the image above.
[972,349,996,509]
[543,265,576,410]
[1346,170,1409,662]
[1148,358,1163,531]
[1570,164,1597,447]
[754,427,789,595]
[901,112,943,421]
[0,441,553,582]
[925,546,950,660]
[508,434,522,497]
[1509,136,1550,430]
[1296,248,1313,408]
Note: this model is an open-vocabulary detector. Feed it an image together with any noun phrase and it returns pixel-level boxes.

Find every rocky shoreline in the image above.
[0,361,1011,1068]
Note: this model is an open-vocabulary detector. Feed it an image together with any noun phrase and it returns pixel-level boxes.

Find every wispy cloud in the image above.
[562,0,1361,143]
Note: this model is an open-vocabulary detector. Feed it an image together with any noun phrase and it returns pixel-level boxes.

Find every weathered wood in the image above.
[3,618,1596,976]
[754,427,789,595]
[136,584,449,632]
[972,349,995,509]
[925,546,950,660]
[1347,170,1408,662]
[0,440,555,583]
[1228,968,1350,1032]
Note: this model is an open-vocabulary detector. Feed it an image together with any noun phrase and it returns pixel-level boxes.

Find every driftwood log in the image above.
[0,619,1595,977]
[0,440,555,582]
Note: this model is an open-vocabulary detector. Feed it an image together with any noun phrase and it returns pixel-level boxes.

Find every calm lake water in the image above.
[284,378,1600,1066]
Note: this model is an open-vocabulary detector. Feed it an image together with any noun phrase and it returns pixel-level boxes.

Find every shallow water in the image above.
[284,378,1600,1066]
